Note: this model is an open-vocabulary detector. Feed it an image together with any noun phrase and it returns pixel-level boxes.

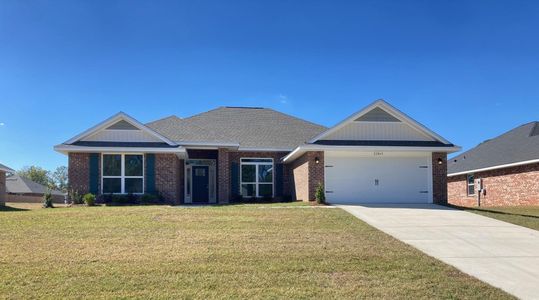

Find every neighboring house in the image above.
[448,122,539,207]
[0,163,14,206]
[5,174,65,203]
[54,99,459,205]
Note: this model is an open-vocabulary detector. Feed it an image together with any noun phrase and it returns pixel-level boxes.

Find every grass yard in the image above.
[0,203,511,299]
[451,205,539,231]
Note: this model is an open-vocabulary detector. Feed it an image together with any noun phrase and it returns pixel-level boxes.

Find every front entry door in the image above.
[192,166,210,203]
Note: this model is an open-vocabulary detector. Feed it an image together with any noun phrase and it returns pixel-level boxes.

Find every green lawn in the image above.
[0,203,511,299]
[451,205,539,231]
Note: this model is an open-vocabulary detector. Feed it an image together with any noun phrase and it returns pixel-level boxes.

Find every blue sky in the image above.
[1,0,538,171]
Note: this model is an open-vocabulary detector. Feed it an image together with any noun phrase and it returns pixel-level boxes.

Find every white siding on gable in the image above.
[323,122,435,141]
[82,129,162,143]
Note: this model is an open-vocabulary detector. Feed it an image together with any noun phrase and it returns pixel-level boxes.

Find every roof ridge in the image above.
[146,115,181,126]
[183,107,224,121]
[224,106,265,109]
[264,108,327,129]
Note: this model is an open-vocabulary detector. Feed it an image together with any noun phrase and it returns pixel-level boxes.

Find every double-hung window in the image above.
[240,158,273,197]
[467,174,475,196]
[102,154,144,194]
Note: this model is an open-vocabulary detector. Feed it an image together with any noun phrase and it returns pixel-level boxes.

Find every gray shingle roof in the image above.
[6,175,65,196]
[0,163,14,172]
[147,107,327,149]
[448,122,539,174]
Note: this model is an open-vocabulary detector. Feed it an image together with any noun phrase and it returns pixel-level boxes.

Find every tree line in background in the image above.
[16,166,68,192]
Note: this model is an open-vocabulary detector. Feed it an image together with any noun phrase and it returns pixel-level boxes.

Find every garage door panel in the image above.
[325,152,431,204]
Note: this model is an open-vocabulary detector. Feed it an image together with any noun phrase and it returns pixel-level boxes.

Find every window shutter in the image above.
[146,154,156,194]
[89,153,99,194]
[231,162,239,198]
[275,163,284,197]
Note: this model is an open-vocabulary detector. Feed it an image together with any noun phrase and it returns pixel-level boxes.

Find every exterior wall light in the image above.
[437,158,443,165]
[314,157,320,164]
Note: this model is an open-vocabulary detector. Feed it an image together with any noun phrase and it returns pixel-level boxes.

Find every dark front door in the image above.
[192,166,209,203]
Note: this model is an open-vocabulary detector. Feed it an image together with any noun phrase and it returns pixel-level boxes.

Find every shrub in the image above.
[69,189,83,204]
[42,190,54,208]
[83,193,96,206]
[315,183,326,205]
[139,193,164,205]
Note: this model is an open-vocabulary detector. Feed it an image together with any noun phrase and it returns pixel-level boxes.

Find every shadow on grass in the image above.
[0,205,30,212]
[447,204,539,219]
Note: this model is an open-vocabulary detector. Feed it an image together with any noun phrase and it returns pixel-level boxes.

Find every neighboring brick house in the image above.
[0,163,15,206]
[5,174,65,203]
[448,122,539,207]
[55,99,459,205]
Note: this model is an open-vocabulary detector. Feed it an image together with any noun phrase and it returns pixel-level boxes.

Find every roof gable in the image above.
[355,107,401,122]
[309,99,451,144]
[64,112,176,146]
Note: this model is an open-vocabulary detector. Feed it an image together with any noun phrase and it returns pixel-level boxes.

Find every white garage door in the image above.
[325,151,432,204]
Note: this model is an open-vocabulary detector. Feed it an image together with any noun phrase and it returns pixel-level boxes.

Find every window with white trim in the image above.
[240,158,273,198]
[102,154,144,194]
[467,174,475,196]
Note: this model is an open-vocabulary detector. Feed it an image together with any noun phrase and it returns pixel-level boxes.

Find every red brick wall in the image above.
[0,171,5,205]
[432,152,448,204]
[218,148,230,203]
[68,153,90,195]
[154,154,182,204]
[448,162,539,207]
[289,151,324,201]
[226,150,291,201]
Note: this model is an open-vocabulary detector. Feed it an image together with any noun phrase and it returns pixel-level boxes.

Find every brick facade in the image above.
[68,153,91,195]
[0,171,5,206]
[154,154,183,204]
[448,162,539,207]
[289,151,324,201]
[226,150,291,201]
[432,152,448,204]
[217,148,230,203]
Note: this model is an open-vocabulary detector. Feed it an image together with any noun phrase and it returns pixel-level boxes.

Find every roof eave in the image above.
[54,144,187,156]
[283,144,462,163]
[448,158,539,177]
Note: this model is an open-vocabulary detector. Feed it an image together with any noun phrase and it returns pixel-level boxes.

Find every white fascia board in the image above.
[237,147,293,152]
[448,158,539,177]
[64,112,177,146]
[308,99,452,145]
[54,144,186,155]
[283,144,461,163]
[179,141,240,147]
[181,142,240,150]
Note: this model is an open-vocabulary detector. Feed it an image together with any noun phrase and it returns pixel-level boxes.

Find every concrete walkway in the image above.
[338,204,539,300]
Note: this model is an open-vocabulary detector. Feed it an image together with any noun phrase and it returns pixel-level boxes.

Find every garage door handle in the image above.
[325,165,333,168]
[325,190,334,193]
[419,191,429,194]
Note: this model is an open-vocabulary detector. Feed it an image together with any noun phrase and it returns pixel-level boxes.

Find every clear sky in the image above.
[1,0,538,171]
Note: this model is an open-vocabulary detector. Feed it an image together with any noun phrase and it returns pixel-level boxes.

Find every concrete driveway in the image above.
[338,204,539,300]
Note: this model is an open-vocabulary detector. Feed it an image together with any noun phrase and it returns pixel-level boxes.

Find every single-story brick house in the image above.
[448,122,539,206]
[5,174,66,203]
[54,99,459,205]
[0,163,15,206]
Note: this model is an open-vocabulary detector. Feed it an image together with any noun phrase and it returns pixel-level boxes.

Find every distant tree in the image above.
[52,166,68,192]
[18,166,52,187]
